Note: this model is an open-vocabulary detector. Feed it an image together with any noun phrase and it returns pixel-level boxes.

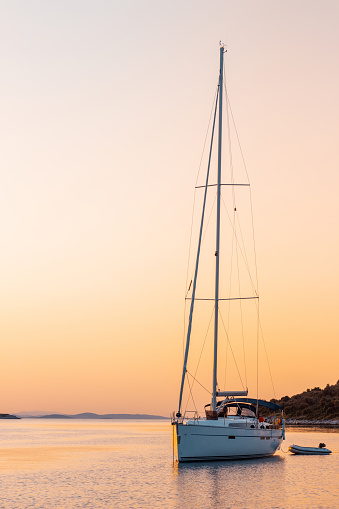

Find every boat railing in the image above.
[170,411,199,424]
[170,411,283,429]
[183,410,200,422]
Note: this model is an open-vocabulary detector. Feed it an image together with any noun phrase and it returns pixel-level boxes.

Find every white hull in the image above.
[173,420,283,462]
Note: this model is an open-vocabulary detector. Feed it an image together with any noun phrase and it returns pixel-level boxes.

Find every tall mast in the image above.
[212,45,224,412]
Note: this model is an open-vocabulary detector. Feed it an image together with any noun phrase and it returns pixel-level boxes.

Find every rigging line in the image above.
[195,85,219,187]
[183,308,214,414]
[222,59,257,393]
[222,197,253,287]
[234,210,258,297]
[222,194,236,391]
[237,277,275,398]
[219,72,258,300]
[184,373,198,416]
[178,87,220,415]
[235,223,248,389]
[184,85,219,297]
[223,188,237,390]
[221,194,258,298]
[224,67,261,404]
[257,310,276,398]
[223,63,236,218]
[192,306,214,386]
[224,70,239,316]
[248,185,259,296]
[186,192,217,296]
[224,62,248,391]
[183,85,219,356]
[222,53,271,404]
[219,309,245,391]
[223,73,250,185]
[223,320,229,390]
[186,371,211,395]
[225,80,259,296]
[201,191,217,248]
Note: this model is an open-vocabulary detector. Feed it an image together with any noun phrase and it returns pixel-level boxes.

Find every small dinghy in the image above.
[288,443,332,455]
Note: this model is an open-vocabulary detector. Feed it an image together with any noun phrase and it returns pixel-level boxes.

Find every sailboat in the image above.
[171,46,285,462]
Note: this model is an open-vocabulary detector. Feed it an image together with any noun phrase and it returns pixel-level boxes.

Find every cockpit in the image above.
[205,400,257,419]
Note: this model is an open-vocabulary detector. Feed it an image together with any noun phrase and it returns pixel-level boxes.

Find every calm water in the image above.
[0,419,338,509]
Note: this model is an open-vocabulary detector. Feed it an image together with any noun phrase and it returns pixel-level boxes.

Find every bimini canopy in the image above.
[233,398,282,411]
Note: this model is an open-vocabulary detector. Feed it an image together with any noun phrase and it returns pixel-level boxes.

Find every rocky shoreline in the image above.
[285,419,339,426]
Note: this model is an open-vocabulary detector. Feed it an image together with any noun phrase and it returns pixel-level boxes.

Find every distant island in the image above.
[10,381,338,423]
[18,412,168,420]
[0,413,20,419]
[270,380,339,424]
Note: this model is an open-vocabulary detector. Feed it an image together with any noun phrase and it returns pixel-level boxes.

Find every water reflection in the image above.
[0,420,337,508]
[0,445,121,471]
[173,456,287,509]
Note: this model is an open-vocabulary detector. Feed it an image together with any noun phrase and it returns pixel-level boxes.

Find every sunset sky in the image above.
[1,1,338,416]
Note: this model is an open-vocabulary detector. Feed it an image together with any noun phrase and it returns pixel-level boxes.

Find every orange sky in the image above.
[0,1,338,416]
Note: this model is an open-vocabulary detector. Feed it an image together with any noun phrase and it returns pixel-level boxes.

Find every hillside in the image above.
[271,380,339,420]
